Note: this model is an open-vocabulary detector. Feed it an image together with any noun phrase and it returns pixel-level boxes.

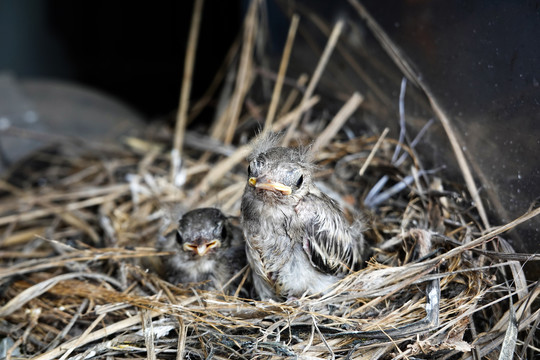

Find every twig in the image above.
[189,38,241,122]
[0,193,125,227]
[0,272,121,317]
[176,317,187,360]
[430,97,490,229]
[142,310,157,360]
[264,14,300,132]
[391,77,408,163]
[439,206,540,261]
[45,299,89,352]
[395,117,434,166]
[299,6,395,110]
[311,315,335,360]
[171,0,205,184]
[347,0,420,87]
[58,313,106,360]
[359,127,389,176]
[224,0,258,144]
[33,311,162,360]
[311,92,364,152]
[278,73,308,117]
[188,96,320,203]
[282,20,344,146]
[498,291,518,360]
[519,282,540,359]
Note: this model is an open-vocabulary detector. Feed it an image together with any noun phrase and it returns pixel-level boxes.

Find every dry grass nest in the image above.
[1,2,539,359]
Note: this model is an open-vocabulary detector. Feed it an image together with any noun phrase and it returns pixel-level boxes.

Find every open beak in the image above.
[183,239,221,256]
[249,177,292,195]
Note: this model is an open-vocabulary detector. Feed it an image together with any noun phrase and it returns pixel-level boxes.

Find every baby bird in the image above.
[241,135,366,300]
[158,208,246,293]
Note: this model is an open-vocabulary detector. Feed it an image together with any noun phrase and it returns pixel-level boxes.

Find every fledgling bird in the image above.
[157,208,247,293]
[241,135,367,300]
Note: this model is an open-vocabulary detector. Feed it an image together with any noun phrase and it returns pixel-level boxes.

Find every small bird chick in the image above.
[241,135,367,300]
[158,208,246,293]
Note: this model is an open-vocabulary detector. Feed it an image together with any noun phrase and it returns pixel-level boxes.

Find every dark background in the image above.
[0,1,242,118]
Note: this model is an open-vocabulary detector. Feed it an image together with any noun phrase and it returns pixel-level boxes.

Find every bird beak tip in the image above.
[196,245,207,256]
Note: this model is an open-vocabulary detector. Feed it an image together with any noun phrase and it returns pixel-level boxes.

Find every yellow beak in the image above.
[183,239,221,256]
[248,177,292,195]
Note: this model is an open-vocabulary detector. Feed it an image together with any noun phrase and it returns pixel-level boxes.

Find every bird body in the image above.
[241,138,366,300]
[158,208,246,293]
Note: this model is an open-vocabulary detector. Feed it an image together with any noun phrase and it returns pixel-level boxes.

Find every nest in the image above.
[1,2,539,359]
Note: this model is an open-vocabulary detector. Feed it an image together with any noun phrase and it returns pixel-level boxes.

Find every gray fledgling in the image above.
[158,208,246,293]
[241,136,366,300]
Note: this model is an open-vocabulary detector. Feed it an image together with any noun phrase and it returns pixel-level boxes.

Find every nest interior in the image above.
[1,2,539,360]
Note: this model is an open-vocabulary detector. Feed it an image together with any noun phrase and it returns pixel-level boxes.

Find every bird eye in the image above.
[296,174,304,188]
[220,226,227,239]
[175,231,183,244]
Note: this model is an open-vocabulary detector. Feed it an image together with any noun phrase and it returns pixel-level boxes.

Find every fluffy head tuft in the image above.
[247,132,314,168]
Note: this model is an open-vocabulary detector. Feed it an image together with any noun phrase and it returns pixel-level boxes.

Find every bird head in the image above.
[246,146,314,203]
[175,208,230,257]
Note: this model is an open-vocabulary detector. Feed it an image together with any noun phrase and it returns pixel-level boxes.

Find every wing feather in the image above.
[299,192,363,275]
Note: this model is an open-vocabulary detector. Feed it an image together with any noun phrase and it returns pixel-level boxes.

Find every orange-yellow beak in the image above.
[183,239,221,256]
[248,177,292,195]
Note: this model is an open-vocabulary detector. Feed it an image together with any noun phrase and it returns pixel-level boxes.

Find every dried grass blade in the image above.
[58,313,106,360]
[273,95,320,129]
[283,19,344,145]
[45,299,89,352]
[0,248,162,280]
[142,309,157,360]
[224,0,258,144]
[189,38,241,122]
[189,96,319,202]
[439,206,540,261]
[359,127,389,176]
[519,283,540,358]
[0,227,46,247]
[30,184,130,203]
[498,237,529,301]
[492,282,540,333]
[0,193,126,227]
[33,310,162,360]
[264,14,300,131]
[176,317,187,360]
[171,0,205,184]
[429,97,490,229]
[347,0,419,86]
[312,92,364,152]
[498,298,518,360]
[0,272,89,317]
[278,73,309,116]
[58,212,100,244]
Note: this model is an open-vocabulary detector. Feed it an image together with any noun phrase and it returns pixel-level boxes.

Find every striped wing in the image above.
[299,193,361,275]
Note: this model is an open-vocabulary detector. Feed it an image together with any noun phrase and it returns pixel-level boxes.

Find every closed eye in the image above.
[175,231,183,244]
[221,226,227,239]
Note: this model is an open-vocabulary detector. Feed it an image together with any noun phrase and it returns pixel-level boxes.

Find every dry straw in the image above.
[0,3,538,360]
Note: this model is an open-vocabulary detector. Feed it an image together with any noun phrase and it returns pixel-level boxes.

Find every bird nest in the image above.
[1,2,539,360]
